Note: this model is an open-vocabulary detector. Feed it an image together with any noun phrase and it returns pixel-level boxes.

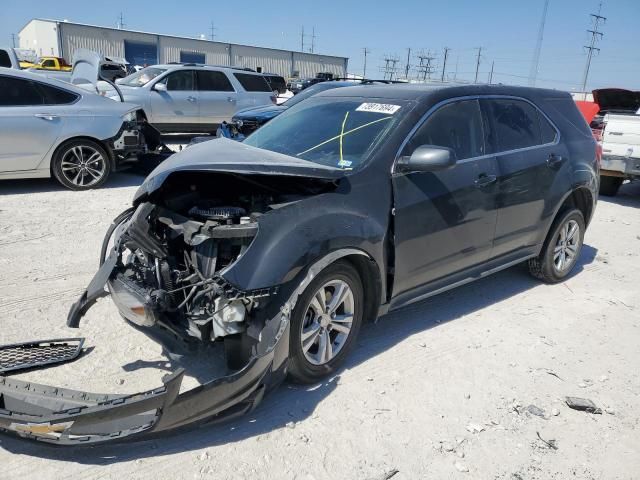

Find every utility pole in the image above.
[453,55,459,80]
[11,33,16,48]
[310,26,316,53]
[529,0,550,86]
[404,48,411,79]
[441,47,450,82]
[117,12,125,30]
[363,47,370,78]
[209,21,217,41]
[581,3,606,92]
[474,47,482,83]
[489,60,495,84]
[300,26,305,52]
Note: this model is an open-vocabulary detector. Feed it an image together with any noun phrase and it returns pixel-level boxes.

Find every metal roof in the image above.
[23,19,348,61]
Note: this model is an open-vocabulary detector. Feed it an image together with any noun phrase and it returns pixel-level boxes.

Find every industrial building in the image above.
[18,19,348,79]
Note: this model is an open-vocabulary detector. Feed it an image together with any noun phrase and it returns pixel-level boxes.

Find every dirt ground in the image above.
[0,173,638,480]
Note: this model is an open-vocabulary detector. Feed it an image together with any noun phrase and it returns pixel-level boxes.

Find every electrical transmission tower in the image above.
[529,0,550,86]
[209,21,217,41]
[415,51,436,81]
[310,27,316,53]
[117,12,125,30]
[581,3,606,91]
[381,55,400,80]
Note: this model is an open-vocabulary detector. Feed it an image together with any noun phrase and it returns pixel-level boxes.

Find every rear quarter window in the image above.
[36,83,79,105]
[233,73,272,92]
[0,76,44,106]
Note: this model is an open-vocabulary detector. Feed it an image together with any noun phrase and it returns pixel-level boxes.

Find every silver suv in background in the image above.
[114,64,276,133]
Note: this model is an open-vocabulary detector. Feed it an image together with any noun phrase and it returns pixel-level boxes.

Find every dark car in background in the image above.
[2,83,598,445]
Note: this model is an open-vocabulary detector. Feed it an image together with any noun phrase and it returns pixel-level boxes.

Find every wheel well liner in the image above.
[559,187,594,226]
[340,254,382,323]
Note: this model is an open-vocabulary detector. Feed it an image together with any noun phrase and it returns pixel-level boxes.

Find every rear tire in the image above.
[528,208,585,284]
[52,139,111,191]
[599,176,623,196]
[288,260,363,384]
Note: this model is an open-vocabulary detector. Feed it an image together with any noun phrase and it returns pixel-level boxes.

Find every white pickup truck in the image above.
[600,112,640,196]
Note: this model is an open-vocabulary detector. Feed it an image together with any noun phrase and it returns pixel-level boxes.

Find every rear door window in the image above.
[402,99,485,160]
[36,83,79,105]
[486,99,543,152]
[197,71,234,92]
[233,73,272,92]
[0,76,44,106]
[161,70,195,91]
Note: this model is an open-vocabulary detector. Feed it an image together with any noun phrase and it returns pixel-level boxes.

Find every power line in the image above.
[474,47,483,83]
[581,2,606,91]
[529,0,550,86]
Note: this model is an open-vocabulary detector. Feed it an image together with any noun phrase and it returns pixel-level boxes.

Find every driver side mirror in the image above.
[153,82,167,92]
[397,145,457,173]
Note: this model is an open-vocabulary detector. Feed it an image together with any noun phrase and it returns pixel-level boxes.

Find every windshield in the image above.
[244,97,406,169]
[119,67,168,87]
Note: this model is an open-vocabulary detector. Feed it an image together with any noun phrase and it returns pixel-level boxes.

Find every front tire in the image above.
[599,176,623,196]
[288,260,364,384]
[52,139,111,190]
[528,208,585,283]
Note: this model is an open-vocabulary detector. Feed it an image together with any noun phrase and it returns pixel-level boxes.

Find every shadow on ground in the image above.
[0,244,598,462]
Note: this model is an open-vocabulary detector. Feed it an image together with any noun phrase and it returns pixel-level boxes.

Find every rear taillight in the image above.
[595,142,602,167]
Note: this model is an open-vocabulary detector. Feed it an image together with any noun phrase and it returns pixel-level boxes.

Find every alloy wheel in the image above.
[553,219,580,272]
[60,145,107,187]
[300,279,355,366]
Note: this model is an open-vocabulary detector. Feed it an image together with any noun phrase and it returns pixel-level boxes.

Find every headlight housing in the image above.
[122,111,137,122]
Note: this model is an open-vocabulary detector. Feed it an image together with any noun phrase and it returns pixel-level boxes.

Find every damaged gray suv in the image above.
[0,84,598,444]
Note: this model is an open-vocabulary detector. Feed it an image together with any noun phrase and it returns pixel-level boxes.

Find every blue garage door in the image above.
[180,51,205,64]
[124,41,158,67]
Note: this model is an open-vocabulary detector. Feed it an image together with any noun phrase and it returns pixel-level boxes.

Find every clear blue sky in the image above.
[2,0,638,91]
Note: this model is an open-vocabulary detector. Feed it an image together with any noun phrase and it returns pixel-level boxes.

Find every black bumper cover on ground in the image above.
[0,348,277,445]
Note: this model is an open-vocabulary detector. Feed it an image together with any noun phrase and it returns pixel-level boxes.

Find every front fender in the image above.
[220,192,388,294]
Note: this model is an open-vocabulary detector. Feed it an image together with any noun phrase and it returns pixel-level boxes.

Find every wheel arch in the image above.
[49,136,115,176]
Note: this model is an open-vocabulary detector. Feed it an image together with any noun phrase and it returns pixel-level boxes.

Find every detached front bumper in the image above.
[0,351,276,445]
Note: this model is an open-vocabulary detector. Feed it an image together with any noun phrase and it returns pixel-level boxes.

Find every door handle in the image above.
[546,154,564,168]
[34,114,59,121]
[186,96,197,102]
[475,174,497,188]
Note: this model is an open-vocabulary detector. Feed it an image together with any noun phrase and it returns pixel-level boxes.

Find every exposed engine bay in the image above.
[107,171,334,358]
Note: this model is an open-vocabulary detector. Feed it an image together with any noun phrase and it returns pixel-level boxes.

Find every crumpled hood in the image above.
[134,137,344,202]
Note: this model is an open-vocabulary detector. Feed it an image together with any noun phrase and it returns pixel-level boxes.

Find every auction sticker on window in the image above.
[355,103,401,115]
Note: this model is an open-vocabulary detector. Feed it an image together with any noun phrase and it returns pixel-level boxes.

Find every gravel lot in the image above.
[0,173,638,480]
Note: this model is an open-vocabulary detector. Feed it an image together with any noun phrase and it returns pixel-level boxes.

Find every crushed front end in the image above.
[0,173,317,445]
